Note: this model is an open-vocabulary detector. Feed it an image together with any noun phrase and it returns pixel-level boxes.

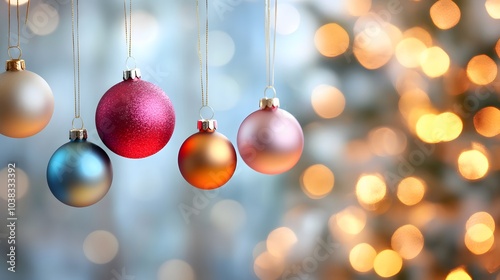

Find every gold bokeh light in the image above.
[353,20,398,70]
[420,46,450,78]
[430,0,461,30]
[266,227,298,259]
[373,249,403,278]
[466,55,498,85]
[464,227,494,255]
[254,251,284,280]
[458,149,489,180]
[336,206,367,235]
[466,212,495,232]
[486,0,500,19]
[416,113,438,143]
[311,85,346,119]
[349,243,376,273]
[346,0,372,17]
[464,212,495,255]
[416,112,462,143]
[314,23,350,58]
[396,37,427,68]
[464,211,495,255]
[473,106,500,137]
[467,223,493,243]
[356,173,387,209]
[397,177,426,206]
[403,27,433,47]
[446,267,472,280]
[300,164,335,199]
[437,112,463,141]
[391,224,424,260]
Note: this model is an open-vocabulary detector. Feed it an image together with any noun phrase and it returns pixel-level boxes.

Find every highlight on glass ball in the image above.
[0,59,54,138]
[237,97,304,175]
[95,68,175,159]
[178,119,237,190]
[46,129,113,207]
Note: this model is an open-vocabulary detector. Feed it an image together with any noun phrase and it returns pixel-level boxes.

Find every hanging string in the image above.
[71,0,81,122]
[124,0,132,59]
[264,0,277,96]
[123,0,136,69]
[25,0,30,25]
[7,0,30,59]
[196,0,209,109]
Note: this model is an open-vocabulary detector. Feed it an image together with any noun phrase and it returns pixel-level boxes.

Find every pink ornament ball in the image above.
[237,107,304,174]
[95,78,175,159]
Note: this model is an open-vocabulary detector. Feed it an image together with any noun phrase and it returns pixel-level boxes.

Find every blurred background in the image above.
[1,0,500,279]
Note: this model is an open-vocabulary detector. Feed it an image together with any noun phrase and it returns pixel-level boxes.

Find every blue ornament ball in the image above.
[47,137,113,207]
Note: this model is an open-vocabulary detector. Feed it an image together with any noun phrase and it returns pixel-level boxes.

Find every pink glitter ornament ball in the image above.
[237,98,303,174]
[95,70,175,159]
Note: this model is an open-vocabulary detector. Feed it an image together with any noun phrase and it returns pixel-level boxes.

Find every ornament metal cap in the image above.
[5,59,26,71]
[197,119,217,132]
[123,68,142,80]
[69,128,88,141]
[259,97,280,109]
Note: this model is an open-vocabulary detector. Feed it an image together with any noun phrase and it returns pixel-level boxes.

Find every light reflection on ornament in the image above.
[237,97,303,174]
[0,59,54,138]
[178,120,237,190]
[95,69,175,159]
[47,129,112,207]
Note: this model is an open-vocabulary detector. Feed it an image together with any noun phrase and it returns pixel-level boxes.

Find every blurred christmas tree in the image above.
[254,1,500,279]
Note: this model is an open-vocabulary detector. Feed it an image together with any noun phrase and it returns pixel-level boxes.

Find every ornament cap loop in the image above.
[123,68,142,80]
[125,56,137,70]
[197,119,217,132]
[199,105,215,120]
[7,46,22,60]
[263,85,277,99]
[260,97,280,109]
[72,117,85,130]
[69,128,88,141]
[5,59,25,71]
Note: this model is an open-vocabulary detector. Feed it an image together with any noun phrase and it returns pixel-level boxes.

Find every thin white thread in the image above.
[71,0,81,119]
[265,0,277,91]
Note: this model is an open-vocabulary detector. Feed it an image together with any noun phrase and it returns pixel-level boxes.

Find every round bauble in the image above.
[96,74,175,159]
[178,121,237,190]
[47,131,113,207]
[237,104,303,174]
[0,60,54,138]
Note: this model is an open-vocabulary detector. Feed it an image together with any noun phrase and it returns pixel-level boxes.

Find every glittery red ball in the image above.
[95,78,175,158]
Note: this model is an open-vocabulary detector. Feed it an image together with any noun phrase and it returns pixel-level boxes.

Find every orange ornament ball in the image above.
[178,120,237,190]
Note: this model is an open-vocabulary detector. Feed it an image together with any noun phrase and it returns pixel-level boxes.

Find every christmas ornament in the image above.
[95,0,175,159]
[47,0,112,207]
[0,1,54,138]
[47,128,112,207]
[179,120,237,190]
[95,70,175,158]
[237,0,303,174]
[178,0,237,190]
[237,95,303,174]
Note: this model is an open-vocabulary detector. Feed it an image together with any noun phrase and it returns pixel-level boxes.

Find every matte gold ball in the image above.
[178,131,237,190]
[0,69,54,138]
